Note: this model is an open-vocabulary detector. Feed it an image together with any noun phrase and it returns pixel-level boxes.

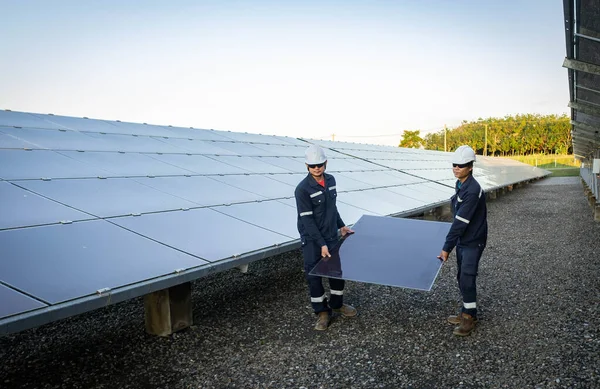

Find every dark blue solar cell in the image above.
[250,144,306,157]
[111,208,293,262]
[209,155,293,173]
[0,149,108,180]
[147,153,247,175]
[254,157,306,173]
[210,142,278,156]
[161,126,232,141]
[213,200,298,238]
[0,129,39,149]
[0,181,94,229]
[135,176,265,206]
[0,284,47,319]
[0,127,103,151]
[100,121,175,137]
[41,114,119,133]
[16,177,197,218]
[309,215,450,291]
[149,138,238,155]
[210,174,295,199]
[82,132,185,153]
[58,151,193,177]
[0,220,206,304]
[0,110,62,130]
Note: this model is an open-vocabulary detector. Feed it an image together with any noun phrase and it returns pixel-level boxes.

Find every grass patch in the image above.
[504,154,579,168]
[538,162,576,169]
[546,167,580,177]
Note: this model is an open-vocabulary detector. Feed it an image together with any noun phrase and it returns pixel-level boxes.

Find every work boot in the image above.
[314,312,330,331]
[332,304,357,317]
[453,313,476,336]
[447,313,478,325]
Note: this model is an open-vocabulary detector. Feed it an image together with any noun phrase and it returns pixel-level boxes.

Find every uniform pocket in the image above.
[328,187,337,201]
[461,246,481,276]
[310,190,324,206]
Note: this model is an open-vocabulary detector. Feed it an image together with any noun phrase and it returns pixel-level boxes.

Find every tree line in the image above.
[399,114,572,156]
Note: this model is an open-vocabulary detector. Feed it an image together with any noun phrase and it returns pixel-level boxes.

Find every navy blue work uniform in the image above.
[295,172,346,314]
[442,174,488,317]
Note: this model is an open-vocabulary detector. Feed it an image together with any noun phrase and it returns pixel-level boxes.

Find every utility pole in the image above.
[484,124,488,156]
[331,133,335,141]
[444,124,447,152]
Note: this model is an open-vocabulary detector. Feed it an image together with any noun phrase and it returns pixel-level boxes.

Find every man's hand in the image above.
[321,245,331,259]
[437,250,449,262]
[340,226,354,237]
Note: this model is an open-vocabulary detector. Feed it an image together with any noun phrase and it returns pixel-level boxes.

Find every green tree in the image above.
[399,130,424,148]
[422,114,572,156]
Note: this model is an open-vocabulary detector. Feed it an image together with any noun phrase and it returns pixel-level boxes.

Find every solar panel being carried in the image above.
[0,110,549,336]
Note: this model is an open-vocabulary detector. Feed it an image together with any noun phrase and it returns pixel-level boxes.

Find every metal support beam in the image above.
[573,145,596,155]
[573,140,597,148]
[573,142,595,151]
[574,32,600,44]
[579,27,600,41]
[573,130,600,141]
[576,84,600,96]
[572,133,599,143]
[568,101,600,117]
[571,120,600,136]
[563,58,600,77]
[572,127,600,138]
[562,0,574,103]
[573,134,600,144]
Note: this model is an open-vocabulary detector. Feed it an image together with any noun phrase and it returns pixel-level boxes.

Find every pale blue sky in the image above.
[0,1,568,146]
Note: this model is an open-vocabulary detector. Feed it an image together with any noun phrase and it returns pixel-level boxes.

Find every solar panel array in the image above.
[0,110,548,335]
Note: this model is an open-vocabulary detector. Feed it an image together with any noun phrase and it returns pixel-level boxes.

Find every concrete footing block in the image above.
[144,282,192,336]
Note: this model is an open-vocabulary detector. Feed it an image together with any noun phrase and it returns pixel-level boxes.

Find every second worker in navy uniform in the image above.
[438,145,488,337]
[294,144,356,331]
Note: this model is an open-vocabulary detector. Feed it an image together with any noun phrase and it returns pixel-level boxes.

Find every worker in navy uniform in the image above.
[438,145,488,337]
[294,144,356,331]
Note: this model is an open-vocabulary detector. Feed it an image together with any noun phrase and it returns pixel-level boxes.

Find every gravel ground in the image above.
[1,177,599,389]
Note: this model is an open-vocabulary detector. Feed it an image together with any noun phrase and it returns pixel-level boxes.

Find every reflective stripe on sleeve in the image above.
[329,186,336,190]
[479,188,483,198]
[299,211,313,217]
[456,215,470,224]
[311,294,326,303]
[310,191,323,198]
[463,302,476,309]
[330,289,343,296]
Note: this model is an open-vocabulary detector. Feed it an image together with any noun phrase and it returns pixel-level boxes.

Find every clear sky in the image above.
[0,0,568,146]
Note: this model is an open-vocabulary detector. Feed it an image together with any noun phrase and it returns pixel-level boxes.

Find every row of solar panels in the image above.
[0,110,549,335]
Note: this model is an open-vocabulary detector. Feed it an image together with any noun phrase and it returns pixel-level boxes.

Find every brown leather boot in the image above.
[314,312,330,331]
[332,304,357,317]
[447,313,478,325]
[453,313,476,336]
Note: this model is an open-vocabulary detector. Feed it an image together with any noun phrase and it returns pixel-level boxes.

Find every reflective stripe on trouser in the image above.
[302,239,345,314]
[456,243,485,317]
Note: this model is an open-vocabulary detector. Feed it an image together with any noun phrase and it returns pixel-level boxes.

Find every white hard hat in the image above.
[305,144,327,164]
[452,145,476,164]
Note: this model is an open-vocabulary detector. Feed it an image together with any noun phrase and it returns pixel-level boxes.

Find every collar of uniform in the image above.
[306,172,330,189]
[456,174,474,192]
